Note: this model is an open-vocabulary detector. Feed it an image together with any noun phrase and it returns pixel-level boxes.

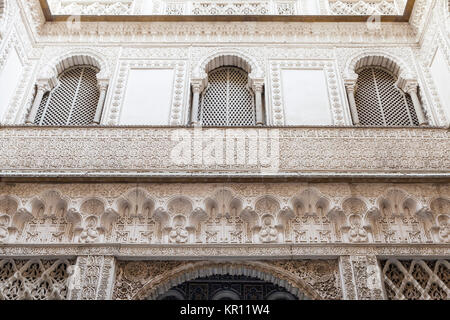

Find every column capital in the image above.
[35,78,54,92]
[344,79,357,92]
[250,78,265,92]
[397,78,418,94]
[97,79,109,91]
[191,78,206,93]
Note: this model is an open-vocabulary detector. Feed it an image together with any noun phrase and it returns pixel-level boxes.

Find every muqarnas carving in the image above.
[110,188,156,244]
[203,189,245,243]
[241,196,293,243]
[330,197,378,243]
[155,196,207,244]
[375,189,426,243]
[67,198,117,243]
[289,188,334,243]
[21,191,71,243]
[0,195,32,243]
[419,198,450,243]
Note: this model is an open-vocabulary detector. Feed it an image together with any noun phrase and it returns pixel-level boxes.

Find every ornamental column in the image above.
[252,79,265,126]
[339,255,385,300]
[93,80,109,124]
[344,80,360,126]
[68,255,116,300]
[398,80,427,126]
[26,81,51,124]
[406,85,427,126]
[190,79,205,125]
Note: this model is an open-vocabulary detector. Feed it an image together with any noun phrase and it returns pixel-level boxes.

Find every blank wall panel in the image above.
[0,49,23,122]
[119,68,174,125]
[430,47,450,122]
[281,69,332,125]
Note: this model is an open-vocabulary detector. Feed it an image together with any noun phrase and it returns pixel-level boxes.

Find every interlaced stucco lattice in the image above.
[355,67,419,126]
[0,259,74,300]
[34,66,100,126]
[381,259,450,300]
[199,67,256,126]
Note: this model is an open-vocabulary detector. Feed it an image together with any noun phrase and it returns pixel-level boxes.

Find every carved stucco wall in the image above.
[0,127,448,177]
[113,260,343,300]
[0,1,448,126]
[0,182,449,246]
[0,0,448,301]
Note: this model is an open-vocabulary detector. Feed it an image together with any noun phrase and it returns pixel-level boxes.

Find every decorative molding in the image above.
[269,59,346,125]
[38,49,112,82]
[1,243,449,258]
[104,59,187,125]
[193,48,264,79]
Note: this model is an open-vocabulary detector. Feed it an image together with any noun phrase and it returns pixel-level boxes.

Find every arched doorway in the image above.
[113,260,340,300]
[157,274,301,300]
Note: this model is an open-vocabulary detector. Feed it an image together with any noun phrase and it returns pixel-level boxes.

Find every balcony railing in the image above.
[47,0,403,16]
[1,126,448,180]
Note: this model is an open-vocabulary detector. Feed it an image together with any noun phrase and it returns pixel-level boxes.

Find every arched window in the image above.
[33,65,100,125]
[198,66,256,126]
[354,67,419,126]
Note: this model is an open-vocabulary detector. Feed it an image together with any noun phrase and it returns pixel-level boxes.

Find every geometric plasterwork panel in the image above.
[120,47,189,60]
[0,258,75,300]
[269,59,346,125]
[0,127,449,175]
[47,0,134,15]
[328,0,399,15]
[104,60,187,125]
[381,259,450,300]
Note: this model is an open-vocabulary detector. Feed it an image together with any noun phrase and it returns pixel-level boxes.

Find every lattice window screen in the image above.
[34,66,100,125]
[380,259,449,300]
[199,67,256,126]
[355,67,419,126]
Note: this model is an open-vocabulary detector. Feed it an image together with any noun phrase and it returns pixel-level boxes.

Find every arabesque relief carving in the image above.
[0,185,448,246]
